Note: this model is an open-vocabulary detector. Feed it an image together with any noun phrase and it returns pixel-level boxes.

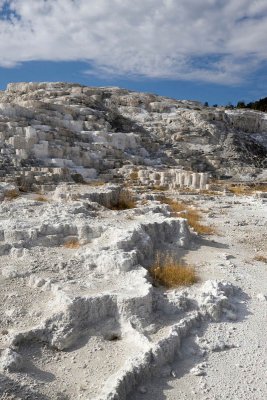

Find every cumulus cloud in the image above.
[0,0,267,83]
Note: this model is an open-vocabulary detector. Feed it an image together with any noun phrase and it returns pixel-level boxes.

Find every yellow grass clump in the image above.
[150,253,198,288]
[256,184,267,192]
[64,239,80,249]
[160,196,215,235]
[160,196,188,212]
[229,183,267,196]
[129,169,139,181]
[229,185,250,195]
[199,189,221,196]
[254,254,267,263]
[151,185,168,192]
[84,180,106,186]
[35,195,49,202]
[4,189,20,200]
[111,189,136,210]
[182,210,215,235]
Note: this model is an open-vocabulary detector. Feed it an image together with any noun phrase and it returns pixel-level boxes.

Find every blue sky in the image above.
[0,0,267,105]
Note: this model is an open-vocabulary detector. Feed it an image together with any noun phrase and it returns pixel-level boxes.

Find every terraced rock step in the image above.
[0,183,242,400]
[0,82,266,400]
[0,82,266,191]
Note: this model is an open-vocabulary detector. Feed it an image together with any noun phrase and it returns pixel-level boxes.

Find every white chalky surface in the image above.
[0,186,266,400]
[0,82,266,400]
[129,195,267,400]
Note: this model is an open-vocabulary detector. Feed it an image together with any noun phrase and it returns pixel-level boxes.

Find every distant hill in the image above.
[0,82,266,184]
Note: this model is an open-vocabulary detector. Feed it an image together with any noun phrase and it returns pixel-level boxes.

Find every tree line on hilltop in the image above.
[204,97,267,112]
[235,97,267,112]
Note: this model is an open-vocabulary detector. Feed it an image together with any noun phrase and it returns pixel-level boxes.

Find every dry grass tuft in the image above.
[140,199,148,205]
[229,183,267,196]
[254,254,267,263]
[111,189,136,210]
[229,185,250,195]
[160,196,215,235]
[150,253,198,288]
[64,239,80,249]
[151,185,168,191]
[160,196,187,212]
[129,169,139,181]
[256,184,267,192]
[199,189,221,196]
[181,210,215,235]
[4,189,20,200]
[35,195,49,202]
[85,180,106,186]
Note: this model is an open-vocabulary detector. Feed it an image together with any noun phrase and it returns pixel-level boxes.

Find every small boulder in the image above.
[0,348,23,372]
[257,293,267,302]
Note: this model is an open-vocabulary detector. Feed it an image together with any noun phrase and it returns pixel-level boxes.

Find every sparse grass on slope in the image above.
[150,253,198,288]
[4,189,20,201]
[254,254,267,263]
[128,169,139,181]
[229,184,267,195]
[111,189,136,210]
[84,180,106,186]
[64,239,80,249]
[160,196,215,235]
[151,185,168,192]
[183,210,215,235]
[35,195,49,202]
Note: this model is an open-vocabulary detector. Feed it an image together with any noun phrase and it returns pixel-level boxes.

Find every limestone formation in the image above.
[136,168,209,190]
[0,82,266,192]
[0,82,266,400]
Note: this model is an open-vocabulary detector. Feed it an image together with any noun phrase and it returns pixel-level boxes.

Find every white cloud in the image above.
[0,0,267,83]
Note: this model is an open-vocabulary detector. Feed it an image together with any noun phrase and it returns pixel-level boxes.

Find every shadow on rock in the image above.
[128,286,250,400]
[0,372,52,400]
[195,236,230,249]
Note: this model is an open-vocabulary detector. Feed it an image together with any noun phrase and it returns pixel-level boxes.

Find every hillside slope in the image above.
[0,82,266,184]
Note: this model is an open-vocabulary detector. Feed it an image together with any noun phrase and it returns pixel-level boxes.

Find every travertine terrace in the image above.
[0,83,266,400]
[0,82,266,187]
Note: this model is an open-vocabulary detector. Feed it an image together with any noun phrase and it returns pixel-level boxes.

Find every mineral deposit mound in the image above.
[0,82,266,400]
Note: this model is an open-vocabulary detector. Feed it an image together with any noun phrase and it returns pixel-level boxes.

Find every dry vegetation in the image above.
[64,239,80,249]
[160,196,187,213]
[4,189,20,200]
[183,210,215,235]
[35,195,49,202]
[128,169,139,181]
[254,254,267,263]
[199,189,221,196]
[150,253,198,288]
[228,183,267,195]
[207,180,267,196]
[135,185,167,193]
[111,189,136,210]
[229,185,252,195]
[255,184,267,192]
[84,180,106,186]
[151,185,168,191]
[160,196,215,235]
